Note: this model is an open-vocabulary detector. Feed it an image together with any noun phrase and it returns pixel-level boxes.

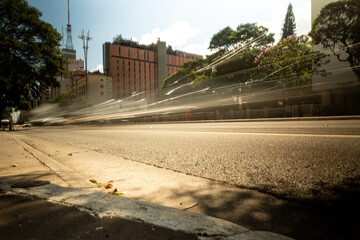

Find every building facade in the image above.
[66,70,113,105]
[103,36,202,102]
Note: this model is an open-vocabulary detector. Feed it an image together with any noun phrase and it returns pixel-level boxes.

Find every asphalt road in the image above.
[15,119,360,203]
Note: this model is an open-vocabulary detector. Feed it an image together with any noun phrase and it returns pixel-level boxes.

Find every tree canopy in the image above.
[208,26,236,51]
[209,24,274,51]
[233,23,275,48]
[0,0,66,117]
[281,3,297,40]
[158,23,275,98]
[310,0,360,80]
[254,35,316,88]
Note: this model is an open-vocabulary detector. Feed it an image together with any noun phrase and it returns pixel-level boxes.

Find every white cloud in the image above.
[140,21,201,49]
[182,41,211,57]
[131,37,139,42]
[294,0,311,36]
[92,64,103,73]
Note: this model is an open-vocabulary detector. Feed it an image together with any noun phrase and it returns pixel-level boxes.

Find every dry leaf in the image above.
[89,179,98,183]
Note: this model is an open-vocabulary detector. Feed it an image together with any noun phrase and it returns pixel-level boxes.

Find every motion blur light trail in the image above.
[29,36,360,125]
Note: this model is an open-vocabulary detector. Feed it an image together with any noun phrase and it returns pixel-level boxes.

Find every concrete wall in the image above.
[157,41,167,87]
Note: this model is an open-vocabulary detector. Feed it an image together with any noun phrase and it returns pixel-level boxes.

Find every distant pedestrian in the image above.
[9,119,14,131]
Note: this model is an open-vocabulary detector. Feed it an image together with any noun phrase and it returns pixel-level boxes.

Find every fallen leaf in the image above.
[108,188,126,195]
[105,183,113,189]
[11,164,18,167]
[108,188,118,194]
[67,153,72,156]
[89,179,98,183]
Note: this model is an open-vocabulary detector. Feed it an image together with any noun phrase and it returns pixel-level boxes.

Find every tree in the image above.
[209,24,275,52]
[310,0,360,80]
[209,26,236,51]
[232,23,275,48]
[0,0,66,117]
[281,3,296,40]
[254,35,316,88]
[253,35,317,112]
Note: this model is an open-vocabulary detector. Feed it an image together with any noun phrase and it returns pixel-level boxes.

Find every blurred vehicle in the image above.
[1,119,9,130]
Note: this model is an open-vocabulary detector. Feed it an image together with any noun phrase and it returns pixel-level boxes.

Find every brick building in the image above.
[103,36,202,102]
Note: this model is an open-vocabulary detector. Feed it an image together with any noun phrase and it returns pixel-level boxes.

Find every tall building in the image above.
[103,36,202,102]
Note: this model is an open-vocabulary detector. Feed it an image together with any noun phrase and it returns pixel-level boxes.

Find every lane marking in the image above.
[112,130,360,138]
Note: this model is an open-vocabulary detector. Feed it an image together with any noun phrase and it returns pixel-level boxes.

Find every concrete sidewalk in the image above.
[0,131,291,240]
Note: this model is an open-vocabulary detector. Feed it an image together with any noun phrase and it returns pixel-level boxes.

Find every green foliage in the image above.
[0,106,12,120]
[310,0,360,80]
[210,48,260,83]
[51,93,75,107]
[281,3,297,40]
[209,26,236,51]
[159,58,207,89]
[209,24,274,52]
[0,0,66,114]
[52,93,92,109]
[232,23,275,48]
[254,35,316,88]
[159,23,275,98]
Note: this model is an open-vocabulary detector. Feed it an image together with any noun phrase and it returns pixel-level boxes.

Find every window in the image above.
[100,92,104,95]
[100,79,104,81]
[100,84,104,88]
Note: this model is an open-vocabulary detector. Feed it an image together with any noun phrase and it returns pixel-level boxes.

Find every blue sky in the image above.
[27,0,311,73]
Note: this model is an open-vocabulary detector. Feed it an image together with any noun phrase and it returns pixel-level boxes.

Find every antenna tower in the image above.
[66,0,74,50]
[79,30,92,96]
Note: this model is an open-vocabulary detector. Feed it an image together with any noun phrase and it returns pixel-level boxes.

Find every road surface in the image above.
[14,119,360,203]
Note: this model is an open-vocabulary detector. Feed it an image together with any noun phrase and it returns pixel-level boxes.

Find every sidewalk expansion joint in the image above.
[10,135,90,188]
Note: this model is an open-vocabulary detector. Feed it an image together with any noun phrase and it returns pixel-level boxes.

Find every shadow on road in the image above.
[165,178,360,240]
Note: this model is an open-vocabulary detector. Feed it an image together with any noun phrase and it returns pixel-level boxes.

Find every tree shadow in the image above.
[164,177,360,240]
[0,176,198,240]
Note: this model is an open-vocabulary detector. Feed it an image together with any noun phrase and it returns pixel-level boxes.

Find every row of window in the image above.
[100,84,111,89]
[100,91,111,96]
[118,47,152,61]
[100,78,111,83]
[116,59,156,98]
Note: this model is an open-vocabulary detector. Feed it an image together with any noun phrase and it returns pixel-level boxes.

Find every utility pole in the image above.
[79,30,92,97]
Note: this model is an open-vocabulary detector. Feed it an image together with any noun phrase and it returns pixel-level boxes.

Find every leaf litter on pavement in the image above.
[89,179,126,195]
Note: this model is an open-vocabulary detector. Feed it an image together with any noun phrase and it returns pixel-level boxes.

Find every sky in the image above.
[27,0,311,73]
